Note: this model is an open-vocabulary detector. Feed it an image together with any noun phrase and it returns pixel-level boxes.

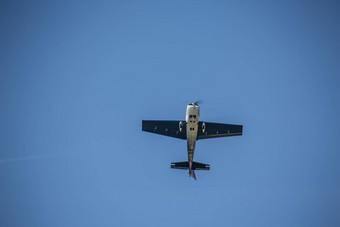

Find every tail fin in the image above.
[189,169,196,180]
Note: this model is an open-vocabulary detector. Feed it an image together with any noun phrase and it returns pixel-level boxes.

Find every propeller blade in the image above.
[193,100,202,105]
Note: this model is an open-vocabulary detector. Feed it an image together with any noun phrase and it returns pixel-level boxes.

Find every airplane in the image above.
[142,102,243,180]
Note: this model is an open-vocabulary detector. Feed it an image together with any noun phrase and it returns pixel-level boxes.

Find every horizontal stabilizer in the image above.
[171,161,210,170]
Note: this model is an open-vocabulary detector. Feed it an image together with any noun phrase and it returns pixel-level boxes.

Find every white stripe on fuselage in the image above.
[186,104,200,169]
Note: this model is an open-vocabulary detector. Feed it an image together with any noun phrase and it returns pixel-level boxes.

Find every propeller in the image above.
[191,100,202,106]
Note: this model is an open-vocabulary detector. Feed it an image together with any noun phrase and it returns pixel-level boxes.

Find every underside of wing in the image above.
[197,121,243,140]
[142,120,187,140]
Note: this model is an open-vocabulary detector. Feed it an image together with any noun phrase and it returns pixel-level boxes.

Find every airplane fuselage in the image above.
[186,104,200,178]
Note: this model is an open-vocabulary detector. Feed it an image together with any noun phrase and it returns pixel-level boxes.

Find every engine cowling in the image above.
[179,121,183,132]
[202,122,206,133]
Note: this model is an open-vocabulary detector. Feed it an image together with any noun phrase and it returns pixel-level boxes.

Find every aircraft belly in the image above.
[186,123,198,165]
[185,104,200,170]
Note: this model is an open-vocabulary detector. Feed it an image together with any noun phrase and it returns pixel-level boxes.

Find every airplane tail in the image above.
[189,169,196,180]
[171,161,210,170]
[171,161,210,180]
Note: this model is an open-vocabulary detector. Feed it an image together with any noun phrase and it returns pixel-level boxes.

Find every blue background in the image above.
[1,1,339,226]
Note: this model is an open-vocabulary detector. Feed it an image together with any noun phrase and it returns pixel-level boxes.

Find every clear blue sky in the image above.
[1,1,339,226]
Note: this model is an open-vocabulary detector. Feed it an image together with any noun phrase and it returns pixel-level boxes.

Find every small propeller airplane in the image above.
[142,102,243,180]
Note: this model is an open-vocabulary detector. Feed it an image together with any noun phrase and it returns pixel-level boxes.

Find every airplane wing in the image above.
[197,122,243,140]
[142,120,187,140]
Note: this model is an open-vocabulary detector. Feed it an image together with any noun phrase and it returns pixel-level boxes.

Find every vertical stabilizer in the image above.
[189,169,196,180]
